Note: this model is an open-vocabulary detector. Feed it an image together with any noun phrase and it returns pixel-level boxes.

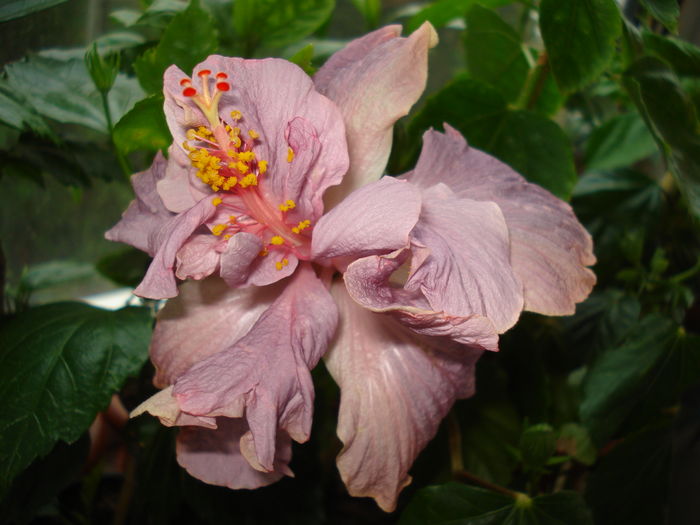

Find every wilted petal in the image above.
[405,184,524,333]
[149,276,284,388]
[405,128,596,315]
[176,418,293,489]
[325,282,484,512]
[105,152,173,256]
[172,264,338,471]
[311,177,421,261]
[134,195,219,299]
[315,23,438,207]
[344,248,498,349]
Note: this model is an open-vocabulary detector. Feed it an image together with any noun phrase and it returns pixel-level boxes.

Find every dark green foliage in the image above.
[0,303,151,487]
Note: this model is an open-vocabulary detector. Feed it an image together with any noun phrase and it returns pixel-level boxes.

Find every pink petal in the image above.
[404,128,596,315]
[325,282,484,512]
[149,276,284,387]
[172,263,338,471]
[105,152,173,256]
[164,56,348,221]
[344,248,499,349]
[175,233,222,281]
[405,184,524,333]
[176,418,293,489]
[156,146,210,213]
[311,177,422,262]
[315,23,438,207]
[133,195,220,299]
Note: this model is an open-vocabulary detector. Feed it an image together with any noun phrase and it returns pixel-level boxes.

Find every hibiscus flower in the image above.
[109,23,595,512]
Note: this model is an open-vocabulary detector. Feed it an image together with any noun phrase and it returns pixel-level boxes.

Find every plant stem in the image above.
[515,52,550,111]
[453,470,524,499]
[447,411,464,473]
[100,91,131,177]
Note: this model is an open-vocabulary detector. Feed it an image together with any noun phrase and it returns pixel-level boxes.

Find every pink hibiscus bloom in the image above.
[111,23,595,512]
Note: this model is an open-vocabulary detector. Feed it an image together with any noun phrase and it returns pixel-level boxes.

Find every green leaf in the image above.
[639,0,679,32]
[0,87,51,137]
[0,303,152,486]
[134,0,218,93]
[18,260,96,293]
[623,57,700,219]
[3,55,143,133]
[557,423,597,466]
[584,112,658,172]
[519,423,557,472]
[643,32,700,77]
[351,0,381,29]
[288,44,316,76]
[460,400,521,485]
[540,0,622,92]
[411,75,577,199]
[407,0,512,33]
[96,248,151,288]
[233,0,335,56]
[0,0,67,22]
[464,5,528,104]
[586,421,672,525]
[580,314,678,445]
[113,95,171,154]
[400,483,593,525]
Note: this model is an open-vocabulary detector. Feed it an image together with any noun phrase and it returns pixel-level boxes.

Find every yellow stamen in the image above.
[258,160,268,174]
[287,147,295,162]
[249,129,259,139]
[224,234,232,240]
[186,129,197,140]
[212,197,223,206]
[275,258,289,271]
[259,248,269,257]
[270,236,285,245]
[229,215,237,223]
[211,224,226,236]
[238,151,255,162]
[239,173,258,188]
[230,110,242,120]
[278,200,296,212]
[235,161,249,174]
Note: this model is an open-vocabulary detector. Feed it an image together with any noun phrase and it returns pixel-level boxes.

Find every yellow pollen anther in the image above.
[229,215,237,223]
[224,234,232,239]
[287,147,295,162]
[275,258,289,271]
[235,161,249,174]
[186,129,197,140]
[249,129,259,139]
[259,248,269,257]
[230,110,242,120]
[212,197,223,206]
[258,160,268,174]
[270,236,285,245]
[278,199,296,212]
[239,173,258,188]
[211,224,226,236]
[291,219,311,234]
[238,151,255,162]
[231,136,242,148]
[223,176,237,190]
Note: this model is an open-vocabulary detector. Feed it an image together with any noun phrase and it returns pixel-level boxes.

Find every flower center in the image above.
[180,69,313,266]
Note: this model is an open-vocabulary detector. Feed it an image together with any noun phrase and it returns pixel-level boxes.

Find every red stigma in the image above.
[179,78,191,86]
[197,69,212,77]
[182,87,197,97]
[216,82,230,92]
[216,72,228,79]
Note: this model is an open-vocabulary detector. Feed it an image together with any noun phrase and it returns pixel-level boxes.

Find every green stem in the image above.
[100,91,131,177]
[515,52,549,111]
[454,470,525,500]
[447,411,464,473]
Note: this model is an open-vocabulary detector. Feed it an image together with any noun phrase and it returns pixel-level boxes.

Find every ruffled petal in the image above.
[404,128,596,315]
[343,248,498,349]
[405,184,524,333]
[311,177,421,261]
[315,23,438,207]
[175,233,222,281]
[133,195,220,299]
[105,152,173,256]
[171,263,337,471]
[176,418,293,489]
[325,282,484,511]
[149,276,284,388]
[164,57,348,221]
